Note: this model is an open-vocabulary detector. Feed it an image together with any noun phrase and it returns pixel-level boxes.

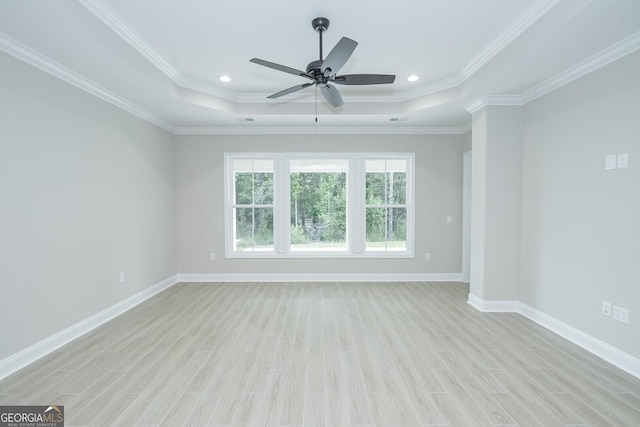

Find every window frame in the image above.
[224,152,415,259]
[364,157,411,253]
[228,157,275,253]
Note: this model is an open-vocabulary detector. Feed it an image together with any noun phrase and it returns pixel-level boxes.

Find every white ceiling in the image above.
[1,0,639,133]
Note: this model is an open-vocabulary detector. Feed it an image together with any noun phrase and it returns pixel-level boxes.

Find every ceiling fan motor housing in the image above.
[249,16,395,108]
[306,59,323,74]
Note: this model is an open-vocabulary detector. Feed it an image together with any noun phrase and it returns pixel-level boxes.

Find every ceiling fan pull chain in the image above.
[315,86,318,122]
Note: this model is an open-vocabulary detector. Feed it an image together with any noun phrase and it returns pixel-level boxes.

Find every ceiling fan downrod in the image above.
[312,17,330,61]
[249,16,395,109]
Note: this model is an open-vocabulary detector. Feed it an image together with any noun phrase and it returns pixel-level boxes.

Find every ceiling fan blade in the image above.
[250,58,312,79]
[320,84,344,107]
[267,83,314,99]
[321,37,358,77]
[333,74,396,85]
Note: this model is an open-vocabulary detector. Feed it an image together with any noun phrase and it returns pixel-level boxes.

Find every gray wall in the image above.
[462,130,472,153]
[520,51,640,358]
[0,52,176,360]
[175,134,467,275]
[470,107,522,301]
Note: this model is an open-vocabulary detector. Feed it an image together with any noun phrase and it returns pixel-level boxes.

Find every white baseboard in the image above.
[0,274,179,381]
[177,272,462,283]
[467,293,519,312]
[467,295,640,379]
[517,303,640,379]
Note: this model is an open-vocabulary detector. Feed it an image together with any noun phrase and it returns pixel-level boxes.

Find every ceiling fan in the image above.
[250,17,396,108]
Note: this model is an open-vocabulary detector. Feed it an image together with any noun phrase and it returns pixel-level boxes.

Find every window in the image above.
[230,158,274,252]
[225,153,413,258]
[365,159,408,252]
[290,159,348,251]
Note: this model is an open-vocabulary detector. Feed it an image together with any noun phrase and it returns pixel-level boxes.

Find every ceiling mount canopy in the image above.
[249,17,396,108]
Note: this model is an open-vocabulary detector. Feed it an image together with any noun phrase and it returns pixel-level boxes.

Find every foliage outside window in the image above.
[225,153,413,258]
[290,159,348,251]
[232,159,274,251]
[365,159,407,251]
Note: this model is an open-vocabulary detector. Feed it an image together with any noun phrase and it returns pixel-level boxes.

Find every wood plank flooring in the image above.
[1,281,639,426]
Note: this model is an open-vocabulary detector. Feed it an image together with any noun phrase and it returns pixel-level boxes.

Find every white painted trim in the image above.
[517,303,640,379]
[521,30,640,104]
[173,125,471,135]
[76,0,557,106]
[0,275,178,381]
[177,273,462,283]
[461,151,472,284]
[465,98,487,115]
[465,95,524,114]
[0,32,174,133]
[77,0,238,102]
[4,4,637,135]
[467,294,519,312]
[467,296,640,379]
[465,31,640,115]
[461,0,561,80]
[77,0,178,80]
[224,152,416,259]
[459,122,472,134]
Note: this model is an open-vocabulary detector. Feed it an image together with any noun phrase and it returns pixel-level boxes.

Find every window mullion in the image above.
[274,157,289,254]
[351,157,364,254]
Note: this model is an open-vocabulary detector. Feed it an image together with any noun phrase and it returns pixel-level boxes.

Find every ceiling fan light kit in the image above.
[250,17,396,109]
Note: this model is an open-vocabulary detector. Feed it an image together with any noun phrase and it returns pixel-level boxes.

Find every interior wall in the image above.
[0,52,176,360]
[175,134,466,276]
[520,50,640,358]
[483,106,523,301]
[462,130,472,152]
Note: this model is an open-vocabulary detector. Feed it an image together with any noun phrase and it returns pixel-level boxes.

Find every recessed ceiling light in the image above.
[219,75,231,82]
[407,74,420,82]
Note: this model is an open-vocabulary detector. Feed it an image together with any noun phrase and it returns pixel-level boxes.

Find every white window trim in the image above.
[224,152,415,259]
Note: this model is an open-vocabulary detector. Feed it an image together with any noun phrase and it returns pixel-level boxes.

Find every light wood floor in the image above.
[1,282,639,426]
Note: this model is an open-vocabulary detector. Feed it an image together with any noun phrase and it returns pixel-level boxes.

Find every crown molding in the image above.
[466,30,640,114]
[6,1,638,136]
[0,32,469,136]
[459,121,472,134]
[0,32,174,132]
[77,0,238,102]
[77,0,179,80]
[464,98,486,114]
[461,0,561,80]
[465,94,524,114]
[76,0,558,106]
[521,29,640,104]
[174,125,470,135]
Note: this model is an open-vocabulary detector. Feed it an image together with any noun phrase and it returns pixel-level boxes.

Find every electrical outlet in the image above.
[425,252,431,260]
[119,272,125,284]
[602,301,611,316]
[605,154,617,170]
[617,153,628,169]
[613,306,629,324]
[209,252,216,261]
[446,216,452,224]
